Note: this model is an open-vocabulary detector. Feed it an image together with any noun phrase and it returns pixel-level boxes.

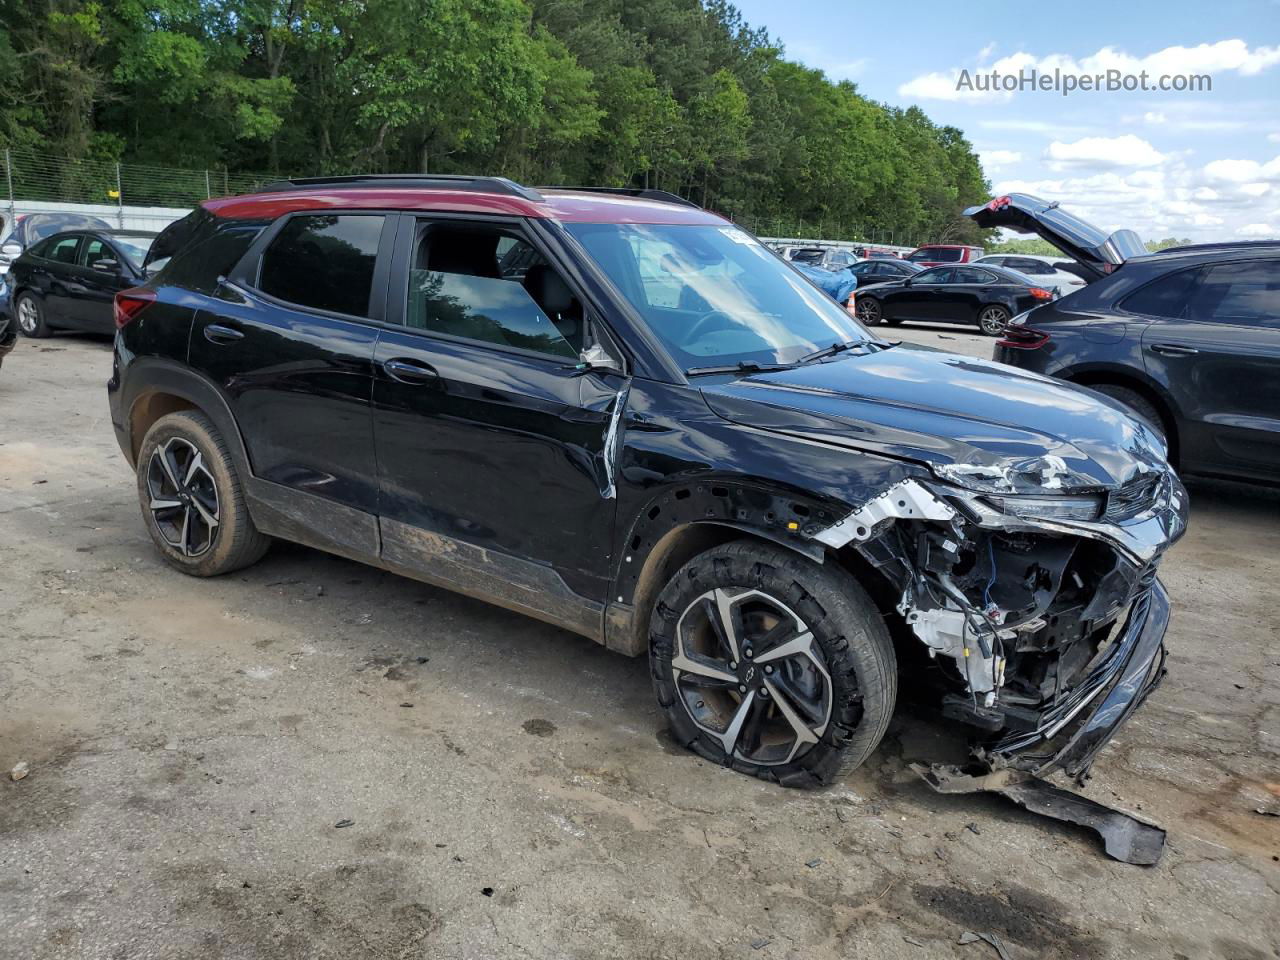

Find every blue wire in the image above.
[983,539,996,611]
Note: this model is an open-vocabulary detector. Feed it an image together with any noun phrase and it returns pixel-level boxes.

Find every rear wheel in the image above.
[136,411,270,576]
[15,293,49,338]
[855,296,883,325]
[649,540,896,787]
[977,304,1010,336]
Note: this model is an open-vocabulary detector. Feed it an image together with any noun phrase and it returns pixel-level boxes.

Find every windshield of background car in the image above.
[111,235,154,269]
[907,247,962,262]
[565,223,872,370]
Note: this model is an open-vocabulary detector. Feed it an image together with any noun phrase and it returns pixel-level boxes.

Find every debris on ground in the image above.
[1255,806,1280,817]
[913,764,1166,865]
[903,935,925,946]
[334,818,354,828]
[965,822,981,835]
[750,937,771,950]
[400,702,414,708]
[481,887,494,897]
[805,858,823,868]
[10,760,29,781]
[958,930,1012,960]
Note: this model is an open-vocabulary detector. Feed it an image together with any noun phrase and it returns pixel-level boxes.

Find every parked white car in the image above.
[974,253,1087,297]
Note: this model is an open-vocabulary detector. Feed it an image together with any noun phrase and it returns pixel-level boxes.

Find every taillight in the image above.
[1028,287,1054,300]
[997,326,1050,350]
[987,195,1011,210]
[114,288,156,329]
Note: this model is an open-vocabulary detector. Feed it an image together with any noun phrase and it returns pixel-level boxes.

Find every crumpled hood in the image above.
[699,347,1166,489]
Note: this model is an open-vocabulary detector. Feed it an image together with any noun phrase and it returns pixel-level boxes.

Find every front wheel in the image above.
[649,541,897,788]
[15,293,49,338]
[977,304,1010,336]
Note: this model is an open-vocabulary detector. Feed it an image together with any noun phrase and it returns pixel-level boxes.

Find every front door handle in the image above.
[383,357,439,384]
[1149,342,1198,357]
[204,323,244,344]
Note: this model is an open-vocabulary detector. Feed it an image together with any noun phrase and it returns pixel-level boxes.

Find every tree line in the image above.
[0,0,993,244]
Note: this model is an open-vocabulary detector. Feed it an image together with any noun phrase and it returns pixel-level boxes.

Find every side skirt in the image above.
[244,478,605,644]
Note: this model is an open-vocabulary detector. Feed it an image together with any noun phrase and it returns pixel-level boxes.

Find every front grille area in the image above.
[1105,473,1160,522]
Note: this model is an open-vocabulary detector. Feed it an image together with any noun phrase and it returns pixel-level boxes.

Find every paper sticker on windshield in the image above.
[718,226,755,245]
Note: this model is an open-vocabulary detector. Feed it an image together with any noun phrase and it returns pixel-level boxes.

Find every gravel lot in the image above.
[2,325,1278,959]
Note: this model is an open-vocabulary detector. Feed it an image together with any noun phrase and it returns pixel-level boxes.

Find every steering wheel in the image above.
[684,309,738,345]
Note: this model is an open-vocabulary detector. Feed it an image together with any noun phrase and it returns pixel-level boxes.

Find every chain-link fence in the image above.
[2,148,285,210]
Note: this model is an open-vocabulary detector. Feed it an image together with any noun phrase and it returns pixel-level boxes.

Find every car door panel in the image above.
[188,212,391,517]
[36,234,84,326]
[371,215,623,609]
[75,236,136,331]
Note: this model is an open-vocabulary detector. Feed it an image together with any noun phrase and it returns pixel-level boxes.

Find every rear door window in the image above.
[953,267,993,283]
[46,235,82,264]
[1120,268,1202,319]
[915,267,954,283]
[1187,260,1280,328]
[259,214,386,318]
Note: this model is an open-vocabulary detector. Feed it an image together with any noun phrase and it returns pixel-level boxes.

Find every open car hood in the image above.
[964,194,1147,280]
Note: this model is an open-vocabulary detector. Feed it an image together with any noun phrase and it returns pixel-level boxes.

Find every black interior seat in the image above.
[423,229,501,277]
[523,263,584,350]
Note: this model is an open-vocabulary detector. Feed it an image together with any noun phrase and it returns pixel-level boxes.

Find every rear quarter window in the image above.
[153,211,268,293]
[1119,267,1201,319]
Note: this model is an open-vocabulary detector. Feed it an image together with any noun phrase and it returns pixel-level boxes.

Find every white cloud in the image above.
[1203,156,1280,183]
[1045,135,1165,169]
[980,149,1022,169]
[1269,132,1280,143]
[1143,111,1167,124]
[978,42,997,62]
[899,39,1280,103]
[1237,223,1276,237]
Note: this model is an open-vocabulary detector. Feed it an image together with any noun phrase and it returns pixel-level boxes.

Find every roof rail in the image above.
[1154,239,1279,255]
[540,185,700,209]
[258,174,544,202]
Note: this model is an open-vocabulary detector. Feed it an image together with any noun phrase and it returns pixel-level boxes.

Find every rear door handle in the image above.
[383,357,439,384]
[1149,342,1198,357]
[204,323,244,344]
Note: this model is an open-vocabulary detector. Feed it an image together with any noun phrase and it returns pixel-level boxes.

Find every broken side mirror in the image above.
[570,342,624,376]
[92,258,121,273]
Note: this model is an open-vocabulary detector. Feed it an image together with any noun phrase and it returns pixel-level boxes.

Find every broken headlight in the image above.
[981,493,1103,521]
[933,455,1100,496]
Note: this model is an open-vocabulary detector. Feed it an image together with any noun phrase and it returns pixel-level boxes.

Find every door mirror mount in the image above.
[570,342,624,376]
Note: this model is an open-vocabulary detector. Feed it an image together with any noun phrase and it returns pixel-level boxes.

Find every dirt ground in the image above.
[2,327,1278,960]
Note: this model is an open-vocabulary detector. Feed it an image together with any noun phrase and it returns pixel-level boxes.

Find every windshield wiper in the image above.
[685,361,795,377]
[797,340,876,364]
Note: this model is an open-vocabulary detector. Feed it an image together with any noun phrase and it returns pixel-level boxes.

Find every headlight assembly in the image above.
[981,493,1103,522]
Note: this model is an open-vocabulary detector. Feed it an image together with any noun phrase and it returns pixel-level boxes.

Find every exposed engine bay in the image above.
[813,465,1188,787]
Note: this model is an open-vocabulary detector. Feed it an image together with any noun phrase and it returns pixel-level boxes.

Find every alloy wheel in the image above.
[145,437,220,557]
[855,298,881,324]
[978,306,1009,336]
[672,587,834,765]
[17,297,38,334]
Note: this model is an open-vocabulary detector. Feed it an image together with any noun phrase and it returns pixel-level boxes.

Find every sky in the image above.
[732,0,1280,243]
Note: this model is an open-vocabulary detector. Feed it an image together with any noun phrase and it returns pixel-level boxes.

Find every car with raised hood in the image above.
[0,212,115,270]
[852,262,1057,335]
[107,175,1186,804]
[970,193,1280,485]
[8,228,158,337]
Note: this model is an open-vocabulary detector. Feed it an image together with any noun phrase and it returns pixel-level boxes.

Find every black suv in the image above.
[969,194,1280,484]
[108,175,1186,789]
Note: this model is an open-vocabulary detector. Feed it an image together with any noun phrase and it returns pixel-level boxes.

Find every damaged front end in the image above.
[813,453,1187,787]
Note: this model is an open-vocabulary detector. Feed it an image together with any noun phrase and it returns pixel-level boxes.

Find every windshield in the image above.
[564,223,871,370]
[111,234,154,269]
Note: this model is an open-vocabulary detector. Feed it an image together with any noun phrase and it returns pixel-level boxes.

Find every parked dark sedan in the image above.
[847,258,922,285]
[8,229,157,337]
[971,194,1280,484]
[853,263,1056,335]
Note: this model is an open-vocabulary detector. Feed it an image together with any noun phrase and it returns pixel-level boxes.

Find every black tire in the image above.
[977,304,1010,336]
[855,296,882,325]
[649,540,896,788]
[15,293,49,338]
[136,410,270,576]
[1091,384,1165,437]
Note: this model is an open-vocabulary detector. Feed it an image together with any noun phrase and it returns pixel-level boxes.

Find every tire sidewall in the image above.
[136,412,251,576]
[649,541,896,788]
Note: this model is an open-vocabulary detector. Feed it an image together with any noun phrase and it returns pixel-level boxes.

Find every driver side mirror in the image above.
[574,342,624,375]
[91,258,121,273]
[902,276,913,286]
